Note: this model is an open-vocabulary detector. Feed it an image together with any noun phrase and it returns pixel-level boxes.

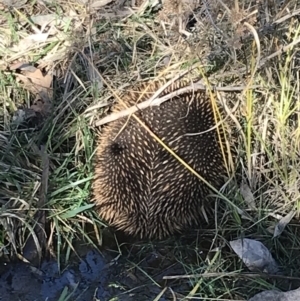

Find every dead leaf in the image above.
[230,238,279,274]
[9,62,36,72]
[14,66,53,123]
[0,0,27,8]
[89,0,113,8]
[12,33,49,52]
[249,287,300,301]
[16,67,52,103]
[30,14,73,35]
[273,210,295,238]
[30,14,71,27]
[22,68,52,89]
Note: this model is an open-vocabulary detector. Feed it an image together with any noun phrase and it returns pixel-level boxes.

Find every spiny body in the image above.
[92,80,227,240]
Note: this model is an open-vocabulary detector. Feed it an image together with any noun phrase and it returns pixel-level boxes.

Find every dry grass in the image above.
[1,0,300,299]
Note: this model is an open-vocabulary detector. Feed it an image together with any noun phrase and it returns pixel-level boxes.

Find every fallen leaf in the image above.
[9,62,36,72]
[23,68,52,89]
[16,67,52,101]
[89,0,113,8]
[30,14,71,27]
[30,14,73,35]
[14,65,52,122]
[249,287,300,301]
[273,210,295,238]
[0,0,27,8]
[12,33,49,52]
[230,238,279,274]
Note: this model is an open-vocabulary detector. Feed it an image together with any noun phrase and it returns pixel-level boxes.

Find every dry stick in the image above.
[97,67,198,131]
[243,22,261,92]
[275,6,300,21]
[140,67,197,107]
[163,272,300,281]
[95,84,256,126]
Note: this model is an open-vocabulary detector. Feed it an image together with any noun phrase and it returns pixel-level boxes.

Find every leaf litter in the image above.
[10,64,52,127]
[230,238,279,274]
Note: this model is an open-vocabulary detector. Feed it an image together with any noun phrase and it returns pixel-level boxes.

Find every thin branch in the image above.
[163,271,300,281]
[95,83,256,127]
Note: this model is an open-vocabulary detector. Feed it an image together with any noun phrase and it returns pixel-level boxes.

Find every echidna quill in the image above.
[92,80,228,240]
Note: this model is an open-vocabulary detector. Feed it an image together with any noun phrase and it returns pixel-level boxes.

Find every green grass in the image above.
[1,0,300,300]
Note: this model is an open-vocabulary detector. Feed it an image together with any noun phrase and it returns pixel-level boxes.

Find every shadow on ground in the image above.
[0,230,200,301]
[2,228,300,301]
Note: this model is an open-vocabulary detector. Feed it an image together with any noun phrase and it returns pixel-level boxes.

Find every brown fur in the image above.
[92,80,227,240]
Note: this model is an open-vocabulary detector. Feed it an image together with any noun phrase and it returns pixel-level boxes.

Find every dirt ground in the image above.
[0,231,200,301]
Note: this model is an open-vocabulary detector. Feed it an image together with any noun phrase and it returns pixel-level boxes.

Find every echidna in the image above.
[92,80,228,240]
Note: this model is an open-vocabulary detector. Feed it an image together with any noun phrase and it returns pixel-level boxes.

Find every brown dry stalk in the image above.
[95,83,254,126]
[163,271,300,281]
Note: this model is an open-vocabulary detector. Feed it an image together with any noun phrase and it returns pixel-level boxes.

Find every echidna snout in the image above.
[92,80,227,240]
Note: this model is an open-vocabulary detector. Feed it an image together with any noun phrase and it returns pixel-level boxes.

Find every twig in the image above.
[275,8,300,24]
[163,271,300,281]
[95,83,256,127]
[140,66,198,109]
